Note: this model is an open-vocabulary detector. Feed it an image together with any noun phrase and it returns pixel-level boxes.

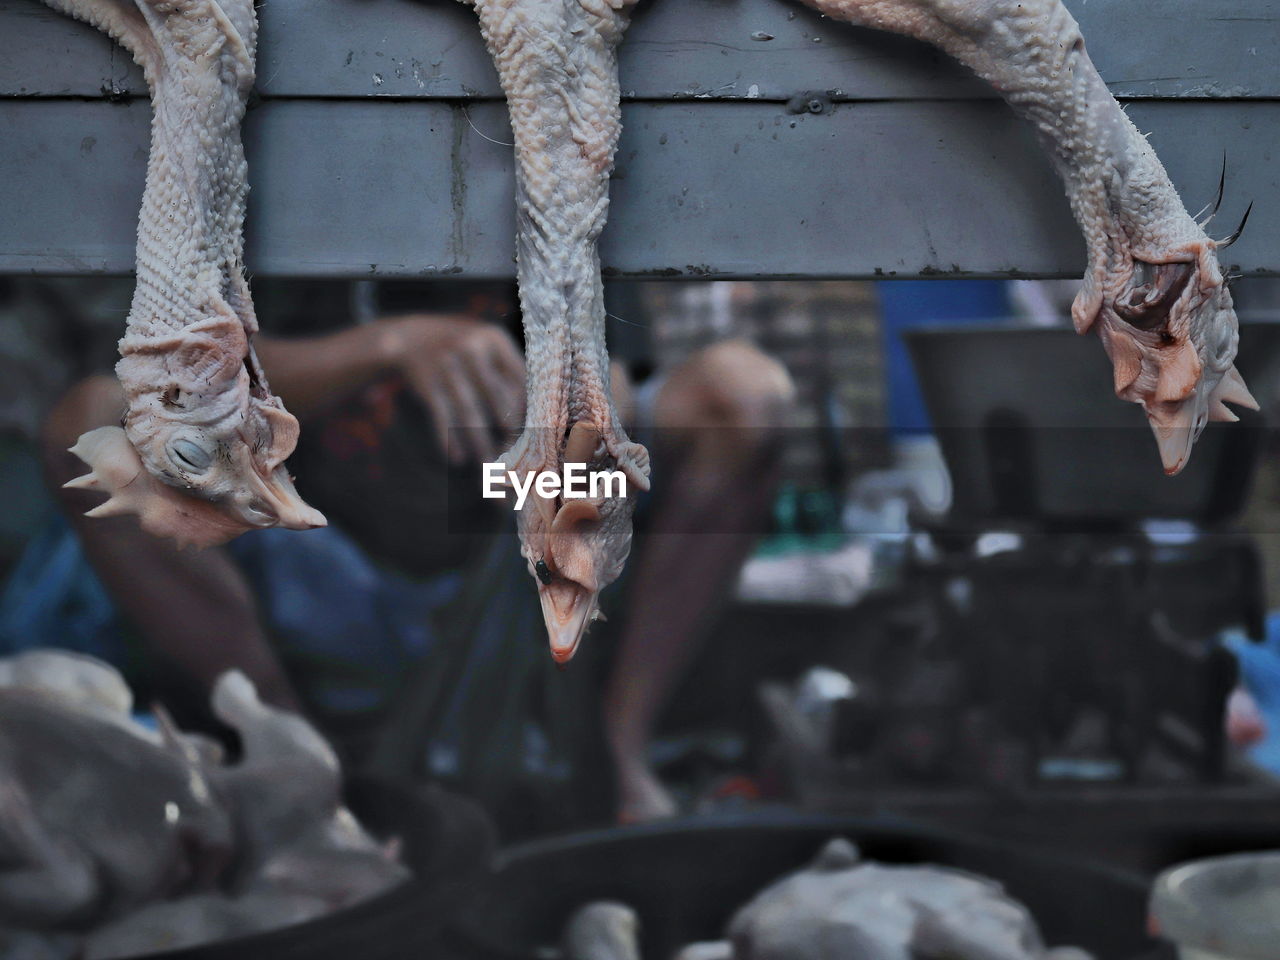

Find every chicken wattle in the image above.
[795,0,1258,474]
[43,0,324,547]
[468,0,651,662]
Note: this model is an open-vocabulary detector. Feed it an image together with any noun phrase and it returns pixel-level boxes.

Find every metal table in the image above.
[1,0,1277,278]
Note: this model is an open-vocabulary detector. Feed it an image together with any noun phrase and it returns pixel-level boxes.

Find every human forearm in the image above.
[255,321,406,422]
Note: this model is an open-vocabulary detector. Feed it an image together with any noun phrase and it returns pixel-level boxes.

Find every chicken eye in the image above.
[171,439,212,473]
[534,559,553,585]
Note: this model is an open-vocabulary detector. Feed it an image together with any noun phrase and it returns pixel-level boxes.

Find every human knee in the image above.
[658,340,795,433]
[652,341,794,474]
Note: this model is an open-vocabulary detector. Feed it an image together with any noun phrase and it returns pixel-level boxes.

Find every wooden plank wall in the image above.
[1,0,1276,278]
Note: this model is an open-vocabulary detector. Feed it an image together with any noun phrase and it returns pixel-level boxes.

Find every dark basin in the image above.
[904,321,1280,525]
[450,813,1169,960]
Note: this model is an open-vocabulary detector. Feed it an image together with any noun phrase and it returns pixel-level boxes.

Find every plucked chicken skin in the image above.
[793,0,1257,474]
[0,660,233,928]
[37,0,1256,640]
[0,651,406,957]
[42,0,323,547]
[722,838,1092,960]
[468,0,1256,659]
[562,839,1093,960]
[468,0,650,661]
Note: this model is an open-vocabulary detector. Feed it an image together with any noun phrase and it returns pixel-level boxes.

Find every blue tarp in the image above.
[876,279,1012,434]
[0,516,461,716]
[1225,614,1280,775]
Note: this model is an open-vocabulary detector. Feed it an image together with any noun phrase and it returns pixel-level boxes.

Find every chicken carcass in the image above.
[42,0,324,546]
[0,682,232,928]
[562,839,1093,960]
[562,901,642,960]
[467,0,651,661]
[203,670,406,897]
[0,653,405,949]
[78,672,407,960]
[795,0,1258,474]
[0,649,134,725]
[722,838,1092,960]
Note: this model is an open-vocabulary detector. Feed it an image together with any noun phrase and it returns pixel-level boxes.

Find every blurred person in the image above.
[6,279,793,824]
[602,338,794,819]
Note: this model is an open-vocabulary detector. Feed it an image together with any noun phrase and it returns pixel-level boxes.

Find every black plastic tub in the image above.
[449,813,1170,960]
[125,776,494,960]
[904,321,1280,525]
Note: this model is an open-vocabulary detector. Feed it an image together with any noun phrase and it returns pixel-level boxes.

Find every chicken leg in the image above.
[468,0,650,661]
[795,0,1258,474]
[43,0,324,546]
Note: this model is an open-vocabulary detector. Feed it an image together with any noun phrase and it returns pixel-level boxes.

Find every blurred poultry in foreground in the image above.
[0,650,405,959]
[566,838,1093,960]
[40,0,323,547]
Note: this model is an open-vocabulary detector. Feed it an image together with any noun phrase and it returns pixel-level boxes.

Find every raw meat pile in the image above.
[0,650,408,959]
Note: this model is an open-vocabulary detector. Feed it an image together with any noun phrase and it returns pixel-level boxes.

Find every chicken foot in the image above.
[794,0,1258,473]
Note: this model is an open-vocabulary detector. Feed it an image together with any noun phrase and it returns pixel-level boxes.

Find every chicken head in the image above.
[795,0,1259,474]
[44,0,323,546]
[512,422,648,663]
[469,0,649,660]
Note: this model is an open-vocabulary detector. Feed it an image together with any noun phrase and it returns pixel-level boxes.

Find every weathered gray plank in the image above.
[2,98,1272,278]
[2,0,1276,101]
[243,101,514,276]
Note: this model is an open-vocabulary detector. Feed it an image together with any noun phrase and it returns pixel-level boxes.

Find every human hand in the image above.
[1227,687,1267,749]
[380,314,525,464]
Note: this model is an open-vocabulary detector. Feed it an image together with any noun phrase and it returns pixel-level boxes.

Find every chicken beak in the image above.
[1147,393,1208,477]
[241,465,328,531]
[1152,419,1196,476]
[538,579,598,664]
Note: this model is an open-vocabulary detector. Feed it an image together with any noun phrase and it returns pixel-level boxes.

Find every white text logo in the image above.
[482,462,627,510]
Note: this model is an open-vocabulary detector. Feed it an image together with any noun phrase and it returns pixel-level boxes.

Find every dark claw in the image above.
[1210,152,1227,222]
[1214,154,1227,216]
[1218,201,1254,249]
[1194,152,1227,224]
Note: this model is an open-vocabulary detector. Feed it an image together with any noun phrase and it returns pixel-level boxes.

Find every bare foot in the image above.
[614,760,678,825]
